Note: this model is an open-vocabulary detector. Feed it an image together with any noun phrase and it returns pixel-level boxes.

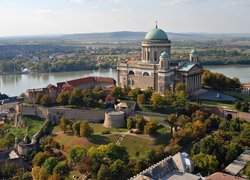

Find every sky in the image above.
[0,0,249,36]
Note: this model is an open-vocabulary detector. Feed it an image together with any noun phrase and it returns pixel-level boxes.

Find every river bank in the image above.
[1,65,250,96]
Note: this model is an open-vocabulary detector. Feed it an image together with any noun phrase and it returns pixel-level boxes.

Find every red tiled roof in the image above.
[242,82,250,86]
[67,77,95,87]
[95,77,115,84]
[106,94,114,101]
[62,84,74,92]
[207,172,245,180]
[47,84,57,89]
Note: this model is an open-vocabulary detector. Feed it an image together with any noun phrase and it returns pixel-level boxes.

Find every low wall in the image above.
[20,105,48,119]
[49,108,105,123]
[19,105,105,123]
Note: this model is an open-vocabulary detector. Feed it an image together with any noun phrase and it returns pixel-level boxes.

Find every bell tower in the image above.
[190,49,199,64]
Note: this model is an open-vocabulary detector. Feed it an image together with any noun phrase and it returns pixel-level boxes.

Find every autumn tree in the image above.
[150,93,165,111]
[40,94,51,106]
[80,122,93,137]
[59,117,71,133]
[168,114,177,134]
[137,93,146,107]
[144,120,158,135]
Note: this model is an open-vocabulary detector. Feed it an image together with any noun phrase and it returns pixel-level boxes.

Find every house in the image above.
[242,82,250,94]
[116,101,136,117]
[130,152,201,180]
[0,149,31,175]
[206,172,246,180]
[0,97,24,111]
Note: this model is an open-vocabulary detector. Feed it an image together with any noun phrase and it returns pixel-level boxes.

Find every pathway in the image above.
[116,130,130,145]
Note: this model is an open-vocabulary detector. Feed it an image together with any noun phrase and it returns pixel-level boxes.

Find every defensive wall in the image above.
[19,105,105,122]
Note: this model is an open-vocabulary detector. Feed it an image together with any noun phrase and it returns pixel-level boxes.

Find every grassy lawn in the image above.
[120,135,154,158]
[141,105,176,114]
[52,132,119,151]
[23,115,45,137]
[200,100,236,110]
[52,123,127,135]
[51,123,172,159]
[90,123,128,135]
[223,90,250,102]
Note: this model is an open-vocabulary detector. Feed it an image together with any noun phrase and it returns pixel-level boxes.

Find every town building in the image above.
[117,24,203,94]
[26,76,116,104]
[242,82,250,94]
[0,97,24,111]
[130,152,201,180]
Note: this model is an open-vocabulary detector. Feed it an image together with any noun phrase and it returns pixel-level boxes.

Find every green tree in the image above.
[69,88,82,106]
[168,114,177,134]
[234,101,242,110]
[53,162,70,176]
[69,146,87,163]
[59,117,70,133]
[150,93,165,111]
[43,157,58,174]
[164,90,175,105]
[32,151,50,166]
[40,94,51,106]
[72,121,81,136]
[56,92,70,105]
[111,86,124,100]
[144,120,158,135]
[1,162,16,178]
[127,118,136,129]
[192,153,219,174]
[80,122,93,137]
[109,159,125,178]
[135,115,147,132]
[97,164,110,180]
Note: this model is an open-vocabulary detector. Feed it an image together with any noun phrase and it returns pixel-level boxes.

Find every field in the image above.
[51,122,171,158]
[200,100,236,110]
[23,115,45,137]
[223,90,250,102]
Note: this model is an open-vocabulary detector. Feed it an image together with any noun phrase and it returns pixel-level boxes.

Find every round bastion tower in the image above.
[142,23,171,64]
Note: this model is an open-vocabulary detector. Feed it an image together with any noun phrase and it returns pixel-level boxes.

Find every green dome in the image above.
[191,49,198,54]
[160,51,169,58]
[145,27,168,40]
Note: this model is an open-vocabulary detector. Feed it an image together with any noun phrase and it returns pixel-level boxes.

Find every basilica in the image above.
[117,24,203,94]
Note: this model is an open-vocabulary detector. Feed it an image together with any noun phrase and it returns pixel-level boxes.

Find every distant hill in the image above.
[56,31,250,41]
[1,31,250,42]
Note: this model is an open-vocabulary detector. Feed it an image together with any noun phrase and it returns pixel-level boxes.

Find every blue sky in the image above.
[0,0,249,36]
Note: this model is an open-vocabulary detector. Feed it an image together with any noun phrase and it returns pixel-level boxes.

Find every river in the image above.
[0,65,250,96]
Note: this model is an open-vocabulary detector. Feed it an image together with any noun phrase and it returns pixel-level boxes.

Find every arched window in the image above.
[128,79,134,86]
[143,72,150,77]
[154,51,157,61]
[128,70,135,75]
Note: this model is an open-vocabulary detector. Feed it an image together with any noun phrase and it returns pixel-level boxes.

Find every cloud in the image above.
[163,0,192,7]
[69,0,83,3]
[37,9,56,14]
[223,0,250,7]
[69,0,121,3]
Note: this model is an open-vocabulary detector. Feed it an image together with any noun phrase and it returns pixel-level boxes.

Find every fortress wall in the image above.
[48,108,105,122]
[20,105,48,119]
